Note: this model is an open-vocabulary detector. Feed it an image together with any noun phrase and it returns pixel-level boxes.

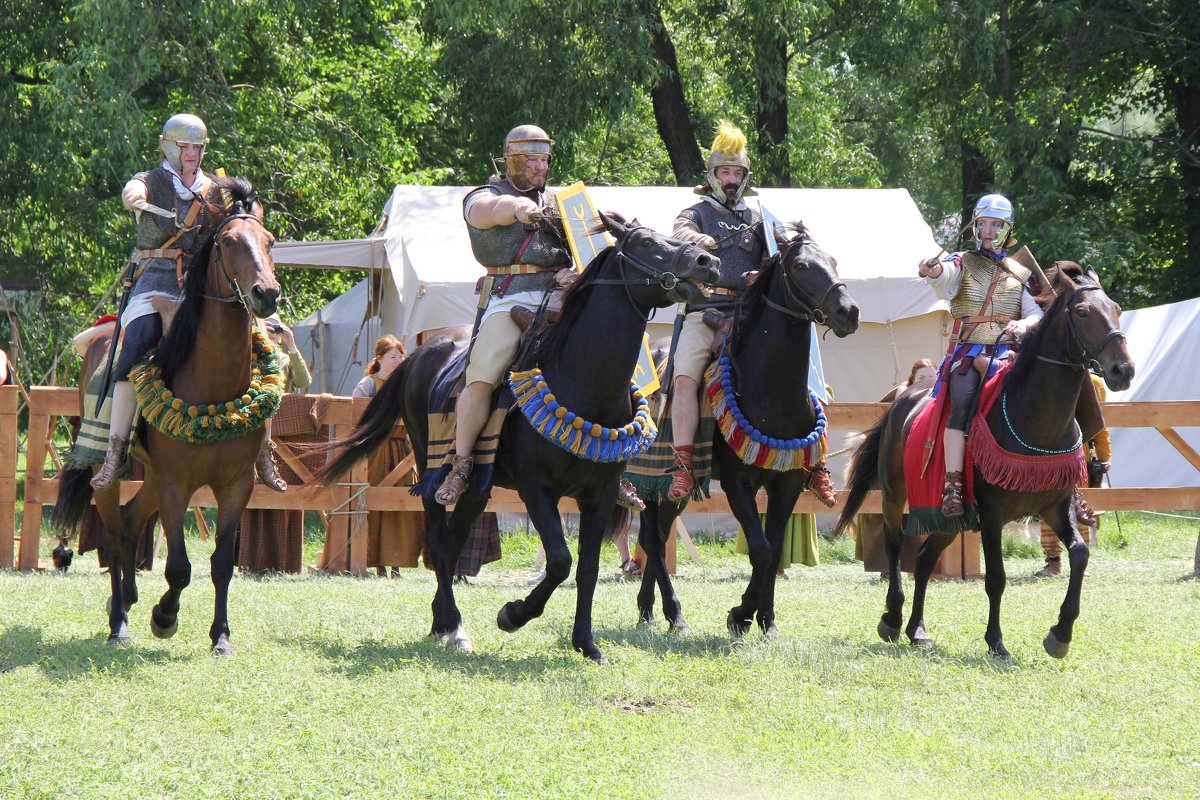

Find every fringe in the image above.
[904,507,979,537]
[970,416,1087,492]
[507,368,657,463]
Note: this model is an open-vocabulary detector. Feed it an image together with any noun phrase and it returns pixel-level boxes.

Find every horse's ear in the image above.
[249,199,264,221]
[598,210,628,238]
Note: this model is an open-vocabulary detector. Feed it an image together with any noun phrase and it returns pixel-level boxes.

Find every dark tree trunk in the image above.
[961,138,995,237]
[752,6,790,187]
[1168,48,1200,300]
[639,0,703,185]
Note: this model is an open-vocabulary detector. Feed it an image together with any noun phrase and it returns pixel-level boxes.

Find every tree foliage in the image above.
[1,0,1196,387]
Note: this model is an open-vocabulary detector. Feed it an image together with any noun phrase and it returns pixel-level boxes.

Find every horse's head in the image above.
[599,211,720,307]
[207,177,280,319]
[772,224,860,337]
[1046,261,1134,391]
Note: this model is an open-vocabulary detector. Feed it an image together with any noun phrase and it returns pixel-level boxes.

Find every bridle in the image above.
[761,234,845,326]
[202,207,269,310]
[590,223,707,318]
[1036,283,1126,374]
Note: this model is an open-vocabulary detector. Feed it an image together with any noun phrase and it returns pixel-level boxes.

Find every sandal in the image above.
[941,471,965,517]
[620,558,642,579]
[435,455,473,506]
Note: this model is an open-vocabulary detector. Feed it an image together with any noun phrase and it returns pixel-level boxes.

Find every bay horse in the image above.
[53,177,281,655]
[318,214,718,663]
[635,225,860,637]
[836,262,1134,661]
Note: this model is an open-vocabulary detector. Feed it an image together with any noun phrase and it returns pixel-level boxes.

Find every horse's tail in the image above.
[603,505,632,543]
[833,412,886,535]
[49,468,95,533]
[314,361,410,485]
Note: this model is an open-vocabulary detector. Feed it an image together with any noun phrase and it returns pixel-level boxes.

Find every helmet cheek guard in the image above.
[972,193,1015,251]
[496,125,554,192]
[160,113,210,171]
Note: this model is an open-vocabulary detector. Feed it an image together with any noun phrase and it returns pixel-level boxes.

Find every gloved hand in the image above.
[1087,457,1110,489]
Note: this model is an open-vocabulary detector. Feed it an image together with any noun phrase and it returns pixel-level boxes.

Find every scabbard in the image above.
[656,302,688,427]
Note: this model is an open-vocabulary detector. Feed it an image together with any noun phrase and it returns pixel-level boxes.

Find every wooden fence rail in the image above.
[6,386,1199,571]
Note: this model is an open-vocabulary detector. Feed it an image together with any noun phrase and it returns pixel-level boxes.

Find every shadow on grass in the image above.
[0,625,186,681]
[285,632,574,680]
[589,623,734,658]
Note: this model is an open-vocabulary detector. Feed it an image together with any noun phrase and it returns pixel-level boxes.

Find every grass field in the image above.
[2,513,1198,799]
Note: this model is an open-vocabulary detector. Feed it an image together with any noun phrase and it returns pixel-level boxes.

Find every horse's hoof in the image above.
[637,610,656,628]
[149,606,178,639]
[877,618,902,643]
[106,632,131,647]
[211,635,237,658]
[989,645,1014,665]
[727,609,751,637]
[1043,630,1070,659]
[439,626,473,652]
[669,616,690,635]
[575,642,609,665]
[762,623,781,640]
[907,627,933,650]
[496,601,524,633]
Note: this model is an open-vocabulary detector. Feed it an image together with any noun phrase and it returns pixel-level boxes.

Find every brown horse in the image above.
[836,262,1134,661]
[53,177,280,655]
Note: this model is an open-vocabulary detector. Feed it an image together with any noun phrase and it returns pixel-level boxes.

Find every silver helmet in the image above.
[700,121,753,204]
[972,193,1014,251]
[496,124,553,192]
[159,114,209,171]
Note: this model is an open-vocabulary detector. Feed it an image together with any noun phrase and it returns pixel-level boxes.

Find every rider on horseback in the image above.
[91,113,286,492]
[433,124,643,512]
[665,121,837,506]
[917,193,1044,517]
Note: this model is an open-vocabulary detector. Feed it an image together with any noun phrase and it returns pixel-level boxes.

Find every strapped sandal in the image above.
[619,558,642,579]
[666,446,695,502]
[616,477,645,511]
[255,439,288,493]
[1072,491,1097,527]
[435,455,473,506]
[805,462,837,508]
[941,471,965,517]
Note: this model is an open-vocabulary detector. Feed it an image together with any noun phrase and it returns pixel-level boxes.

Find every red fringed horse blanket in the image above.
[904,361,1086,536]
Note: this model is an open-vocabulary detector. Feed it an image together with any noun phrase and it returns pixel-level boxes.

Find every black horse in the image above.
[836,262,1134,661]
[635,225,860,637]
[319,214,718,663]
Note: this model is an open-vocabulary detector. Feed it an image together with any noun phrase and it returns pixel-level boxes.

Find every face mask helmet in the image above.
[972,193,1014,251]
[495,124,554,192]
[159,114,210,171]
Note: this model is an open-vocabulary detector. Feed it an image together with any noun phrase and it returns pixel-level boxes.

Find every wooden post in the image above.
[0,385,17,568]
[18,386,54,570]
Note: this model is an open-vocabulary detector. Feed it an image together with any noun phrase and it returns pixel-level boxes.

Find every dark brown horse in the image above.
[836,262,1134,661]
[53,177,280,655]
[634,226,860,637]
[318,214,718,663]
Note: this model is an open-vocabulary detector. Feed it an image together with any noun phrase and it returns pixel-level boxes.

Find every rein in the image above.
[1035,284,1127,374]
[591,224,701,318]
[201,209,267,309]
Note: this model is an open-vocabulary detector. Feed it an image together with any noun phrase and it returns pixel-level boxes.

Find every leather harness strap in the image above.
[130,197,205,286]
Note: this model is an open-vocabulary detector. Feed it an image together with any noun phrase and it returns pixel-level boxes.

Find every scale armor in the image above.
[464,178,570,269]
[949,251,1032,344]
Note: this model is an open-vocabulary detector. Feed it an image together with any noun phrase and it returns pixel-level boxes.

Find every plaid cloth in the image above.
[423,512,502,577]
[64,357,125,471]
[413,398,508,500]
[623,394,715,502]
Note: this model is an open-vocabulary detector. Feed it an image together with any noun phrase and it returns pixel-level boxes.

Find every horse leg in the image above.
[725,475,767,637]
[979,520,1011,662]
[877,512,907,642]
[497,487,568,633]
[571,500,610,663]
[635,505,661,627]
[430,497,483,651]
[754,488,802,638]
[97,488,134,645]
[905,532,956,648]
[151,484,191,641]
[1044,498,1087,658]
[207,480,252,657]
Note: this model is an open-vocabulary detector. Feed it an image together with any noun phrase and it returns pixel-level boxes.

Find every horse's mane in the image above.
[518,245,615,372]
[730,224,809,351]
[1003,261,1087,388]
[157,176,256,385]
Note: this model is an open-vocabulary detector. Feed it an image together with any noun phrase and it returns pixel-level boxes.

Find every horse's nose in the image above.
[251,284,280,316]
[831,301,860,336]
[1106,360,1135,392]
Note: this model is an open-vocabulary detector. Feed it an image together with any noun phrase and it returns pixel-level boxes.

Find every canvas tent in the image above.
[275,185,952,403]
[1104,296,1200,489]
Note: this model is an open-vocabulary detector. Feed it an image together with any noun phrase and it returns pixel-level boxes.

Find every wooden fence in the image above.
[6,385,1200,572]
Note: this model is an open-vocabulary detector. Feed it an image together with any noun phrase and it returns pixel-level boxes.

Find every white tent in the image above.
[1104,297,1200,489]
[274,185,952,402]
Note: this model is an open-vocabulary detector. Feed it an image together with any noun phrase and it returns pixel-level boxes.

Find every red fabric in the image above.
[970,400,1087,492]
[94,314,118,327]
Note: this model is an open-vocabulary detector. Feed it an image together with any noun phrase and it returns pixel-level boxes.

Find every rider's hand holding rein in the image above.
[918,257,943,279]
[465,194,542,229]
[1004,316,1037,342]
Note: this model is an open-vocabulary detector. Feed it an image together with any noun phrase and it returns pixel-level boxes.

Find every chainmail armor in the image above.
[674,200,763,310]
[464,178,571,270]
[130,168,220,300]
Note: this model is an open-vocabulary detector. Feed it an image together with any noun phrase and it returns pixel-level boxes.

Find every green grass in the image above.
[2,515,1198,799]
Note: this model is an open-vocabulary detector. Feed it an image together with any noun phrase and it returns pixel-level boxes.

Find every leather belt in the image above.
[708,287,739,297]
[485,263,561,276]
